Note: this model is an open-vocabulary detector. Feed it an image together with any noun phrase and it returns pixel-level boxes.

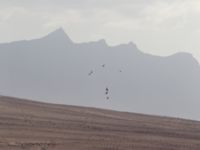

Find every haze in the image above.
[1,0,200,61]
[0,28,200,121]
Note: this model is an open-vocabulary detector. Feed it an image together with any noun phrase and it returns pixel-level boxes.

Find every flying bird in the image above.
[105,87,110,100]
[88,70,94,76]
[105,87,109,95]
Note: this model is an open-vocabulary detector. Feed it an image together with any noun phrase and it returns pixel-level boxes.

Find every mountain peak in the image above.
[43,28,73,44]
[96,39,107,46]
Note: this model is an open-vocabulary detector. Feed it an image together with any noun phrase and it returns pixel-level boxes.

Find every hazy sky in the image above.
[1,0,200,61]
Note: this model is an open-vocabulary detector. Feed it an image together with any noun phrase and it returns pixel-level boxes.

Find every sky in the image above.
[1,0,200,61]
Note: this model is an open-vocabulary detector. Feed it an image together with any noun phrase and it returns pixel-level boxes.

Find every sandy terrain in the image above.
[0,96,200,150]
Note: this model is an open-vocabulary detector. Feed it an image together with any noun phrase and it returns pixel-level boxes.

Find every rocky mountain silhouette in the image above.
[0,28,200,120]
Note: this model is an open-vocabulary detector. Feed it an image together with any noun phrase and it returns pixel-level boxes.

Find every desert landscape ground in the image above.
[0,96,200,150]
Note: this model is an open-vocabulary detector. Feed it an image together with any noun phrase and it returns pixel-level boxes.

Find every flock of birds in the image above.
[88,64,122,101]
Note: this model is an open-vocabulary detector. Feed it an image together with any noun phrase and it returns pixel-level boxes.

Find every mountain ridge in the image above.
[0,28,200,120]
[0,27,198,62]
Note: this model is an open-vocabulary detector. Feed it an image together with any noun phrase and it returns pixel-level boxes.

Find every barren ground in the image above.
[0,96,200,150]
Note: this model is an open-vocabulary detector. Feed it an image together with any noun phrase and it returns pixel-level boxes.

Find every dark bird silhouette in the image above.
[102,64,105,68]
[105,87,109,95]
[105,87,110,100]
[88,70,94,76]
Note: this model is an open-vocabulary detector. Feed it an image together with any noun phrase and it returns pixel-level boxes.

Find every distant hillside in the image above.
[0,28,200,120]
[0,96,200,150]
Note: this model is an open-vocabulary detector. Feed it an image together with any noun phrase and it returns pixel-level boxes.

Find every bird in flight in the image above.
[88,70,94,76]
[105,87,110,100]
[105,87,109,95]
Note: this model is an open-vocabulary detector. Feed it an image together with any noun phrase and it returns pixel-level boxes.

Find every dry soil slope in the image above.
[0,96,200,150]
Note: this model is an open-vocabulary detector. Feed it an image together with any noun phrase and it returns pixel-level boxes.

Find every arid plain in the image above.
[0,96,200,150]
